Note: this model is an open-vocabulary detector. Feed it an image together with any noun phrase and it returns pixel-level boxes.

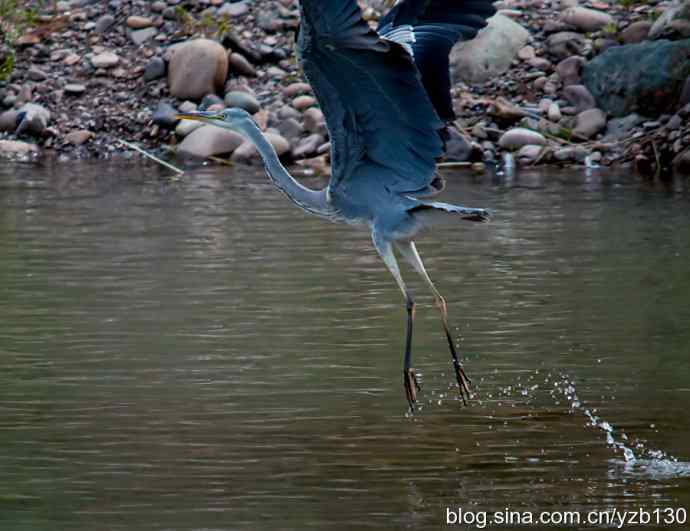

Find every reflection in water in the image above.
[1,160,690,530]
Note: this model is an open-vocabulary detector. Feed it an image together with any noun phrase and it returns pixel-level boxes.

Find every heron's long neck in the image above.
[239,121,332,218]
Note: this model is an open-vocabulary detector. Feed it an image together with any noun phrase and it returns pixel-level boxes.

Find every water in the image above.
[1,160,690,530]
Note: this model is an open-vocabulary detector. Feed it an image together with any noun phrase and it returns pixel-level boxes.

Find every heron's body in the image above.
[177,0,496,409]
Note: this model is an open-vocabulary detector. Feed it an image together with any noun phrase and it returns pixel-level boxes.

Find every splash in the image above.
[551,372,690,479]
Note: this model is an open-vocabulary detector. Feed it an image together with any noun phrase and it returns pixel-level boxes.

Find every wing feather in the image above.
[297,0,444,195]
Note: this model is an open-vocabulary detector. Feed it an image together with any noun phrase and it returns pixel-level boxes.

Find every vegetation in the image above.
[174,6,232,39]
[0,1,51,81]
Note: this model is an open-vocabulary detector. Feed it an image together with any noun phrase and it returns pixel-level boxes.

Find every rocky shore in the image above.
[1,0,690,176]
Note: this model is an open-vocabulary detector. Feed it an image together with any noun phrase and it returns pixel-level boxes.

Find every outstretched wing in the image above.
[378,0,496,122]
[297,0,444,195]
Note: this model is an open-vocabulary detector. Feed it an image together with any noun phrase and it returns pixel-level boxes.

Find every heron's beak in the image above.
[174,110,223,123]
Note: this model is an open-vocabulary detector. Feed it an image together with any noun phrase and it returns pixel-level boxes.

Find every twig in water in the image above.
[437,161,472,168]
[116,138,184,176]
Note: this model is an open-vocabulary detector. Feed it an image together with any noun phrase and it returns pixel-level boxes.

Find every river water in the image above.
[1,160,689,530]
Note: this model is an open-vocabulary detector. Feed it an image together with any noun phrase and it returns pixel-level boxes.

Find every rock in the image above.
[451,13,530,84]
[562,84,596,113]
[546,32,588,60]
[278,106,301,121]
[582,39,690,117]
[517,144,543,162]
[177,125,244,158]
[152,102,178,128]
[130,27,158,45]
[144,57,166,81]
[603,113,643,140]
[218,2,249,17]
[126,16,153,29]
[27,67,48,81]
[175,119,204,137]
[276,116,304,142]
[15,103,50,136]
[292,95,316,111]
[283,82,312,98]
[555,56,584,86]
[303,107,326,135]
[518,45,536,61]
[293,133,324,159]
[445,128,481,161]
[0,140,38,156]
[621,21,652,44]
[224,91,260,113]
[650,0,690,40]
[548,102,562,122]
[64,83,86,94]
[65,130,93,145]
[0,110,19,132]
[91,51,120,68]
[673,146,690,173]
[573,108,607,139]
[231,133,290,163]
[498,128,547,149]
[200,94,224,109]
[561,7,614,32]
[168,39,228,100]
[95,14,115,34]
[151,1,166,12]
[228,52,257,77]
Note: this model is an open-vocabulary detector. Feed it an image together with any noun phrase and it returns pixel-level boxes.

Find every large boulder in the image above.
[450,14,529,84]
[649,0,690,40]
[582,39,690,117]
[168,39,228,101]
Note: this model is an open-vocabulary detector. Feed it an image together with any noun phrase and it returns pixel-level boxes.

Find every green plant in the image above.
[175,6,232,39]
[0,0,45,81]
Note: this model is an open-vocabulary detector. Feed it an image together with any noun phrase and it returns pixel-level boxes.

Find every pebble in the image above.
[231,132,290,163]
[282,82,312,98]
[177,125,244,158]
[293,133,324,159]
[95,14,115,34]
[561,7,614,32]
[224,91,260,114]
[562,85,596,113]
[228,52,257,77]
[126,16,153,29]
[303,107,326,135]
[144,57,166,81]
[65,130,93,145]
[292,95,316,111]
[218,2,249,17]
[91,52,120,68]
[573,108,607,139]
[498,128,547,150]
[64,83,86,94]
[0,140,38,156]
[130,27,158,45]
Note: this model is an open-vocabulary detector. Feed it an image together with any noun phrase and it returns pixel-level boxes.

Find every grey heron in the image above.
[177,0,496,410]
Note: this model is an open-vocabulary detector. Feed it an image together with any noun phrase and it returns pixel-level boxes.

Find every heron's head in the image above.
[174,107,253,132]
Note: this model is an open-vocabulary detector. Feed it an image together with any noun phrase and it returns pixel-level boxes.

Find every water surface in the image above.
[1,161,690,530]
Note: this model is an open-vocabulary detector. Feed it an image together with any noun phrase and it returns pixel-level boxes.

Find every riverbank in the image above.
[1,0,690,176]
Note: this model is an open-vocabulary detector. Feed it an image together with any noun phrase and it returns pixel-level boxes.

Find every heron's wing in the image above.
[378,0,496,122]
[298,0,444,195]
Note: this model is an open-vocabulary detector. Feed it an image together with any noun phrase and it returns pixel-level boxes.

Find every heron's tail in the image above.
[409,199,491,224]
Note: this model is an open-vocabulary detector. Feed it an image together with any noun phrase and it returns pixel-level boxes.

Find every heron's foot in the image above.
[403,368,421,411]
[453,360,472,406]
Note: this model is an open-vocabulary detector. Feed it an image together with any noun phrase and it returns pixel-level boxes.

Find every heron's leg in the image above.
[395,241,471,405]
[372,236,420,411]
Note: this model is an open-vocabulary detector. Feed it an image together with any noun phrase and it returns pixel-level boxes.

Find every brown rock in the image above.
[621,21,652,44]
[555,56,584,87]
[65,130,93,145]
[563,85,596,113]
[293,133,324,159]
[282,82,312,98]
[303,107,326,135]
[292,95,316,111]
[231,132,290,163]
[573,108,607,139]
[178,125,244,158]
[168,39,228,100]
[227,52,256,77]
[126,16,153,29]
